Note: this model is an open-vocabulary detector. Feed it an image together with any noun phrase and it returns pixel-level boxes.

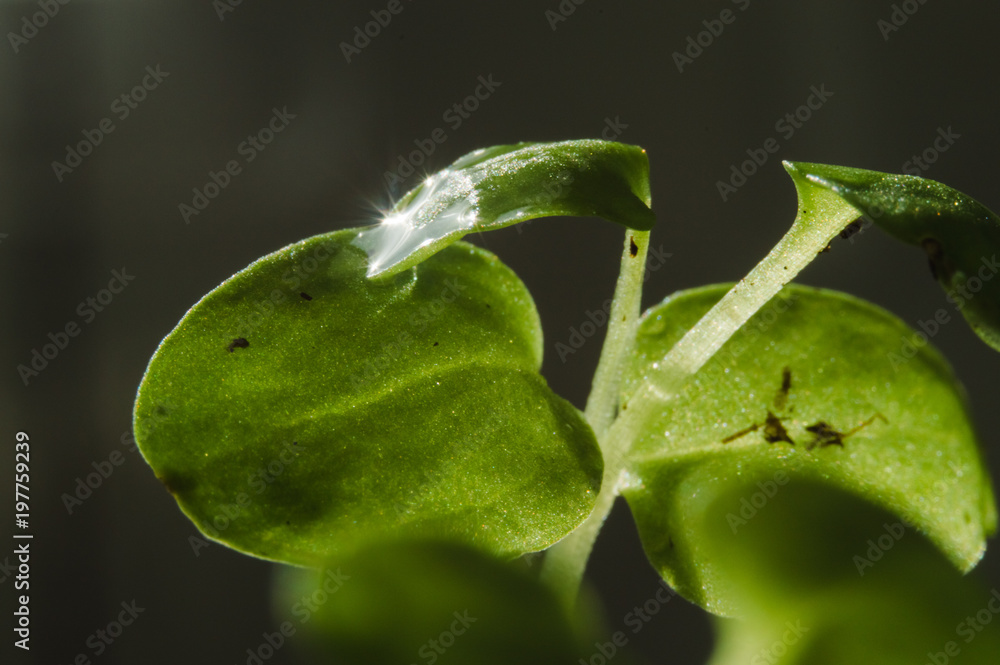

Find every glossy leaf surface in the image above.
[620,284,995,616]
[354,139,655,277]
[786,161,1000,352]
[134,229,601,566]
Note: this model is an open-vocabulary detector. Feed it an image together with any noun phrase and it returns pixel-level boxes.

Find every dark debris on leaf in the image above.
[774,366,792,411]
[921,238,954,282]
[805,421,844,450]
[840,219,864,239]
[763,411,794,445]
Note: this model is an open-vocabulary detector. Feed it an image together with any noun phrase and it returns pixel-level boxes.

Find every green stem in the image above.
[640,184,861,404]
[584,230,651,435]
[541,229,650,608]
[540,182,862,609]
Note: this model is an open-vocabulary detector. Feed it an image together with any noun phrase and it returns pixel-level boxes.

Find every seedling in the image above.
[134,140,999,664]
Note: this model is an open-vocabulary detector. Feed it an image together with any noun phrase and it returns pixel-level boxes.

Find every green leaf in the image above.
[619,283,996,617]
[355,139,655,277]
[273,538,599,665]
[706,485,1000,665]
[785,161,1000,352]
[133,229,602,566]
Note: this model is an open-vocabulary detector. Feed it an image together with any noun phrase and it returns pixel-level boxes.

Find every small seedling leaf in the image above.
[620,284,995,617]
[785,162,1000,353]
[355,139,655,277]
[134,229,602,566]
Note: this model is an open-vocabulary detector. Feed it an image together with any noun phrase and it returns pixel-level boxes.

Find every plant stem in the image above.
[599,197,862,498]
[540,181,862,608]
[584,230,651,436]
[541,229,650,608]
[640,185,862,405]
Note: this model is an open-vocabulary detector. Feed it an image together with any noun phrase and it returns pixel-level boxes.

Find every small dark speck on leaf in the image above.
[806,413,886,450]
[763,411,794,445]
[922,238,953,282]
[722,422,760,444]
[629,236,639,257]
[805,421,843,449]
[227,338,250,353]
[300,292,313,300]
[724,370,797,444]
[433,342,439,347]
[774,366,792,411]
[157,472,195,495]
[840,219,863,239]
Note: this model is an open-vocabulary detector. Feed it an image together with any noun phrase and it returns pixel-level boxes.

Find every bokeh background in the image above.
[2,1,1000,663]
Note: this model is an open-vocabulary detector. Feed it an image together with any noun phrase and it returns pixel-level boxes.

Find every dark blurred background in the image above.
[2,1,999,663]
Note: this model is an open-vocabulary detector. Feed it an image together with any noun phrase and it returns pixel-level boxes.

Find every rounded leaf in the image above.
[355,139,655,277]
[707,486,1000,665]
[134,230,601,566]
[620,284,996,616]
[786,161,1000,353]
